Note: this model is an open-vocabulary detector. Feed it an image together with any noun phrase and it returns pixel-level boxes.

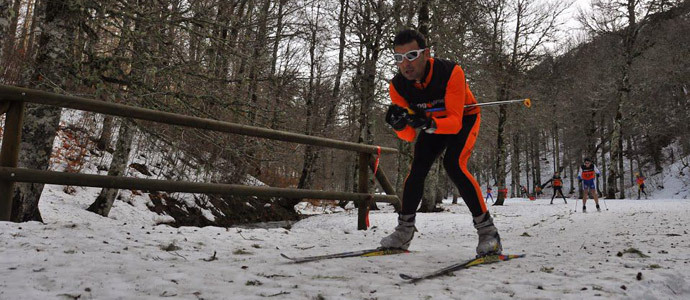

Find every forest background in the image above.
[1,0,689,225]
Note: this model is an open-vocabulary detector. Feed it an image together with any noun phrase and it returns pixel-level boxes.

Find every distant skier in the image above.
[579,158,601,212]
[636,173,648,199]
[519,185,529,198]
[485,186,494,203]
[382,29,502,257]
[534,184,543,196]
[542,171,567,204]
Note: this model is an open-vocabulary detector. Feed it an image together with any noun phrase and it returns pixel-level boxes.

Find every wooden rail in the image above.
[0,84,400,229]
[0,167,399,203]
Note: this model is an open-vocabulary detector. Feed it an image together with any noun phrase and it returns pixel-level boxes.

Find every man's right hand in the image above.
[385,105,408,130]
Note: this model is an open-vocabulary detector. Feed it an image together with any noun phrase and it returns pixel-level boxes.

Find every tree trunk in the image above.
[608,0,640,199]
[87,119,135,216]
[11,0,80,222]
[1,0,22,66]
[494,104,508,205]
[96,115,114,151]
[628,138,634,189]
[600,140,607,194]
[0,0,9,70]
[331,0,348,106]
[525,139,530,194]
[352,0,388,209]
[607,102,622,199]
[599,121,607,192]
[417,0,430,35]
[553,124,561,172]
[534,132,541,187]
[618,135,625,199]
[296,4,322,194]
[511,134,520,197]
[268,0,286,130]
[568,150,575,195]
[248,0,271,125]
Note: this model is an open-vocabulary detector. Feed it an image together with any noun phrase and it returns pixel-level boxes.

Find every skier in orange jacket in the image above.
[382,29,501,257]
[542,171,567,204]
[636,173,648,199]
[578,158,601,212]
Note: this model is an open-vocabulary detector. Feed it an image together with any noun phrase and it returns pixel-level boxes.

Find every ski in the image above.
[281,248,409,263]
[399,254,525,282]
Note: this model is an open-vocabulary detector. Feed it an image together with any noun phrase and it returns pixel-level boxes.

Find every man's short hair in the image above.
[394,29,427,49]
[584,157,592,162]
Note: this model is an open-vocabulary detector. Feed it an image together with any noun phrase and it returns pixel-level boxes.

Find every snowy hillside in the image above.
[631,157,690,199]
[1,183,689,299]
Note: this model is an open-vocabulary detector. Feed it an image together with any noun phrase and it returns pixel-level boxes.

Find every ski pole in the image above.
[405,98,532,115]
[602,197,609,211]
[464,98,532,108]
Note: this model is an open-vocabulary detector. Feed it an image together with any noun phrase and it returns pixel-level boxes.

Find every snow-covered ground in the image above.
[1,181,689,300]
[1,109,689,299]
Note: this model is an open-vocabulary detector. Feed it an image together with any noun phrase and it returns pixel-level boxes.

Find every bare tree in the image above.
[0,0,15,75]
[350,0,391,199]
[580,0,656,198]
[87,119,134,216]
[10,0,84,222]
[478,0,570,205]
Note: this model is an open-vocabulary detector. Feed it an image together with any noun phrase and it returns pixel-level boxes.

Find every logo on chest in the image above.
[411,98,446,113]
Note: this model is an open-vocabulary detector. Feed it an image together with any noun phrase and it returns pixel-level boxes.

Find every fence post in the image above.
[0,101,25,221]
[357,152,370,230]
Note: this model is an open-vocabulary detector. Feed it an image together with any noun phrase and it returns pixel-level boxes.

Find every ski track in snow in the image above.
[1,185,689,300]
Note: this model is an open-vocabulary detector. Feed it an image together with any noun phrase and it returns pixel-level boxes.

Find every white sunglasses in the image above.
[393,48,426,63]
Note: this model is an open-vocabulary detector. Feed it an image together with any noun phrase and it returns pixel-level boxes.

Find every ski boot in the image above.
[596,204,601,212]
[380,214,416,250]
[474,212,502,257]
[582,206,587,213]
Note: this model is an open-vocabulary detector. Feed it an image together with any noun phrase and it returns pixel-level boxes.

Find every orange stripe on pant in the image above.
[456,114,486,214]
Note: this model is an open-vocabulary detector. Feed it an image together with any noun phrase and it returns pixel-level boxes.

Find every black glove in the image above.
[405,112,436,133]
[385,105,408,131]
[407,111,433,129]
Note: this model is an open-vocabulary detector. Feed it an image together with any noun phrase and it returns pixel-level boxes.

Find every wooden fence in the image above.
[0,85,401,229]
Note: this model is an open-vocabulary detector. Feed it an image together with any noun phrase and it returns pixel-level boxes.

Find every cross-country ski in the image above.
[281,248,409,263]
[399,254,525,282]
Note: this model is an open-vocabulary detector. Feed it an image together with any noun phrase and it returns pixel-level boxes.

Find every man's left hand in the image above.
[405,113,435,133]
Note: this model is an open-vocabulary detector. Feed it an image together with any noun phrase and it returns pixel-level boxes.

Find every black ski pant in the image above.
[638,184,647,199]
[550,187,567,203]
[400,114,485,217]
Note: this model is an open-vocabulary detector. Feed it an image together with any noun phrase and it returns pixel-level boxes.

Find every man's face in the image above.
[585,161,591,166]
[394,41,429,81]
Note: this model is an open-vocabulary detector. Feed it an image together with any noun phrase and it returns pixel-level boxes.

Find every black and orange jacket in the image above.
[579,164,599,180]
[541,175,563,188]
[389,58,479,142]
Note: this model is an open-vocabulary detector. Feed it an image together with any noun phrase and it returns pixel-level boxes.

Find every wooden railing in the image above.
[0,85,401,229]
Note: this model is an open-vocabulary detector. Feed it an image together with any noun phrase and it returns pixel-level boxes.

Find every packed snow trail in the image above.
[1,185,689,299]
